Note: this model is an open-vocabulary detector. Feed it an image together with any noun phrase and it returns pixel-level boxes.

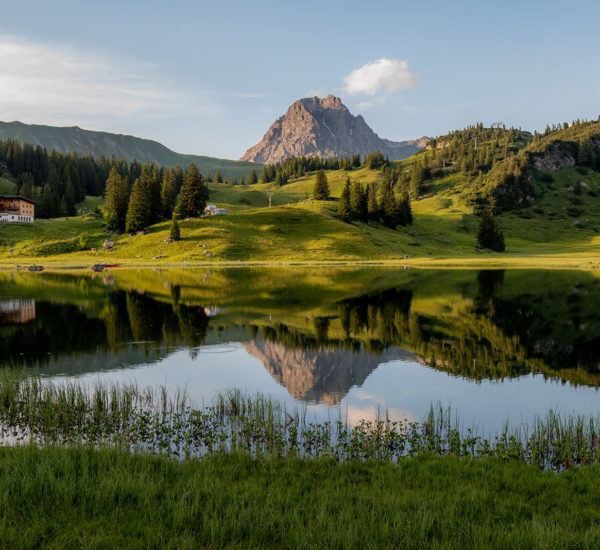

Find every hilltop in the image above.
[240,95,427,164]
[0,121,260,178]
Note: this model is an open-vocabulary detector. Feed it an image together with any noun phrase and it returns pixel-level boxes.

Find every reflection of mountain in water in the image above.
[245,338,416,405]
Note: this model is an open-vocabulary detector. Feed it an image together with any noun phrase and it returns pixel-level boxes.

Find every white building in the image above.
[204,204,228,216]
[0,196,36,223]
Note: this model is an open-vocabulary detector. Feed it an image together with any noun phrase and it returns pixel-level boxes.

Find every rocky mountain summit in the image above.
[240,95,428,164]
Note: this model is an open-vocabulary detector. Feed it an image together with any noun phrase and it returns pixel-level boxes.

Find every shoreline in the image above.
[0,254,599,271]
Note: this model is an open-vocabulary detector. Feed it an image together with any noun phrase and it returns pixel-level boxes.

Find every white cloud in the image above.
[0,35,218,127]
[342,58,419,96]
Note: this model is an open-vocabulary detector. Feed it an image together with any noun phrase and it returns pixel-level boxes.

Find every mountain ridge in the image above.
[240,95,428,164]
[0,120,260,178]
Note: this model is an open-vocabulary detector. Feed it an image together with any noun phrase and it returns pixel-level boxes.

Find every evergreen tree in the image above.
[125,178,151,233]
[246,169,258,185]
[578,143,592,166]
[175,164,208,218]
[144,164,163,224]
[477,212,505,252]
[17,172,35,200]
[350,180,367,221]
[39,183,57,219]
[366,183,379,221]
[399,190,413,225]
[313,170,329,200]
[103,167,130,232]
[337,178,352,222]
[275,171,285,186]
[379,175,401,228]
[169,214,181,241]
[63,177,77,216]
[161,168,178,219]
[410,162,424,198]
[259,167,269,184]
[214,170,223,183]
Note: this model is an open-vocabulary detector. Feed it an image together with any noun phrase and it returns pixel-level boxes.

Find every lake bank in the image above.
[1,252,600,270]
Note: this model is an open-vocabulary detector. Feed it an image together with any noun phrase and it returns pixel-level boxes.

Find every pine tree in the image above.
[17,172,35,200]
[379,175,400,228]
[214,170,223,183]
[64,177,77,216]
[477,212,505,252]
[350,180,367,221]
[337,178,352,222]
[366,183,379,221]
[399,191,413,226]
[125,178,151,233]
[246,169,258,185]
[144,164,163,224]
[313,170,329,200]
[39,183,57,219]
[170,214,181,241]
[410,162,424,198]
[175,164,208,218]
[578,143,592,167]
[161,168,178,219]
[103,167,130,232]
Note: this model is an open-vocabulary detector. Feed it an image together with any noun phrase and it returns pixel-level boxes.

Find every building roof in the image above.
[0,196,37,205]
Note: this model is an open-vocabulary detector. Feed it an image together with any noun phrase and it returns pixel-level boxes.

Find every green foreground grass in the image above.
[0,446,599,549]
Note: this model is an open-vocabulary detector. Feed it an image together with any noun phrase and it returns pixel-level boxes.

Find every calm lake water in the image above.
[1,267,600,433]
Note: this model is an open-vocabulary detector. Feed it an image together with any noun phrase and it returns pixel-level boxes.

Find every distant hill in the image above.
[0,121,260,178]
[240,95,428,164]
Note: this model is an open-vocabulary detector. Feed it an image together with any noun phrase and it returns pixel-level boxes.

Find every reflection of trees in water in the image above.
[1,288,211,366]
[4,270,600,386]
[101,296,132,353]
[0,302,107,366]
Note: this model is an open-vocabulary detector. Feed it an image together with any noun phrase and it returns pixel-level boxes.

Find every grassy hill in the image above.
[1,164,600,267]
[0,121,261,178]
[2,120,600,267]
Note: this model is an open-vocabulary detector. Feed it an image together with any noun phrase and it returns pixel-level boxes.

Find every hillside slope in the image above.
[0,121,260,178]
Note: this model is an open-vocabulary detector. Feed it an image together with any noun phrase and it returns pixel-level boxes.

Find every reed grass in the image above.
[1,372,599,471]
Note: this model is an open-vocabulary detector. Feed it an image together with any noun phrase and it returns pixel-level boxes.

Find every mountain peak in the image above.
[240,96,426,164]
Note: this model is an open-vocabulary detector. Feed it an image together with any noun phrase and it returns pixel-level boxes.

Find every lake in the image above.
[1,267,599,434]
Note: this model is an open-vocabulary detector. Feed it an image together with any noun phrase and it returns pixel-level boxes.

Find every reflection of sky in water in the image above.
[53,341,600,435]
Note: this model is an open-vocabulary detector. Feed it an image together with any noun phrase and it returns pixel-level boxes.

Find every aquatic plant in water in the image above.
[0,374,599,471]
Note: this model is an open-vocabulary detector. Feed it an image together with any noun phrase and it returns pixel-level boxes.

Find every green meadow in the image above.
[1,163,600,268]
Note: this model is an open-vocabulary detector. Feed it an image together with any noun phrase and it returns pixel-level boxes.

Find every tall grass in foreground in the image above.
[1,372,600,470]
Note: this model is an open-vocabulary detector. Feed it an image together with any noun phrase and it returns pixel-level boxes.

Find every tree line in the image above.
[104,163,208,233]
[309,168,413,229]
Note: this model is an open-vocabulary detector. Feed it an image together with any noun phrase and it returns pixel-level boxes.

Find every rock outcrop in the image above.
[530,143,577,172]
[240,95,428,164]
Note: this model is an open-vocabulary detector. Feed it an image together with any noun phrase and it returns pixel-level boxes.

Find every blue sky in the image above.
[1,0,599,159]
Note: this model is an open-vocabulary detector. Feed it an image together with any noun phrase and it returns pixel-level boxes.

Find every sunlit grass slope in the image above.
[1,165,600,267]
